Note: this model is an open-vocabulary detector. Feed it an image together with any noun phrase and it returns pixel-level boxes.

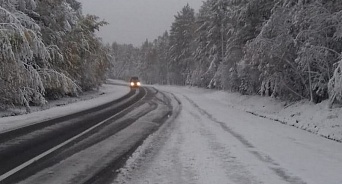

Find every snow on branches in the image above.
[0,0,81,111]
[0,1,47,109]
[329,59,342,108]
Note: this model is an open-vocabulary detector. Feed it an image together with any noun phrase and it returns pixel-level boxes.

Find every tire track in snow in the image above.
[183,95,254,148]
[183,95,307,184]
[113,92,185,184]
[186,109,260,184]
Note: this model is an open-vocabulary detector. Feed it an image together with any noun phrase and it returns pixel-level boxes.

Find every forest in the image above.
[111,0,342,108]
[2,0,342,112]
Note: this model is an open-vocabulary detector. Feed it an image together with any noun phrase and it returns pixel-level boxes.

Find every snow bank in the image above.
[156,85,342,143]
[201,90,342,143]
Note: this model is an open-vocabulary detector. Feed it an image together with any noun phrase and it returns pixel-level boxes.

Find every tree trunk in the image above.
[308,61,313,102]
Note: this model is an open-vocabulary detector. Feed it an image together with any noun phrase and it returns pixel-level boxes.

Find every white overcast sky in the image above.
[77,0,203,46]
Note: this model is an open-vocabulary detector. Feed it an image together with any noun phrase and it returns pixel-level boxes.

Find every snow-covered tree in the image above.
[329,59,342,108]
[244,0,342,102]
[0,0,109,111]
[61,14,109,90]
[219,0,275,93]
[154,31,170,84]
[293,1,341,103]
[169,4,196,85]
[244,4,302,99]
[34,0,109,93]
[327,2,342,107]
[192,0,231,89]
[109,43,140,80]
[0,0,49,110]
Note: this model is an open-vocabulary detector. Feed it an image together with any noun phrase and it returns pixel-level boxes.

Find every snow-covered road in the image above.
[1,82,341,184]
[114,86,342,184]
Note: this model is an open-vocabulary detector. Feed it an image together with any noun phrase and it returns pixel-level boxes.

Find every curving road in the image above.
[0,87,176,184]
[4,84,341,184]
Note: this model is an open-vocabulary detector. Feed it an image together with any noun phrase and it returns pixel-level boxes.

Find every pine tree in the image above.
[156,31,170,84]
[169,4,196,85]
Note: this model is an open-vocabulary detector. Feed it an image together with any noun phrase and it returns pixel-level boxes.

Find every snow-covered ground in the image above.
[114,85,342,184]
[158,86,342,143]
[1,82,342,184]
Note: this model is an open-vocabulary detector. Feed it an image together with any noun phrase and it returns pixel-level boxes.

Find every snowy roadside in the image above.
[1,82,340,143]
[213,91,342,143]
[113,85,342,184]
[0,80,130,133]
[155,85,342,143]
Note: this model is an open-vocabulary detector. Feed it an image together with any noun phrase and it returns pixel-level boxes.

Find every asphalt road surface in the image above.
[0,87,176,184]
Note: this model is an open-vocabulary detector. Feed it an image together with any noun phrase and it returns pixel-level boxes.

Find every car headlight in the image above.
[137,82,141,86]
[130,82,134,86]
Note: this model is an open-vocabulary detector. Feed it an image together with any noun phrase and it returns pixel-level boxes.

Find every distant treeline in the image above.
[110,0,342,108]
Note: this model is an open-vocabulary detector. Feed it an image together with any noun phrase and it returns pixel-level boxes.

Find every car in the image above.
[129,76,141,89]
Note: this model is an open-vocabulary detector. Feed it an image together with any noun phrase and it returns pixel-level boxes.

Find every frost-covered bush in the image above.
[328,60,342,108]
